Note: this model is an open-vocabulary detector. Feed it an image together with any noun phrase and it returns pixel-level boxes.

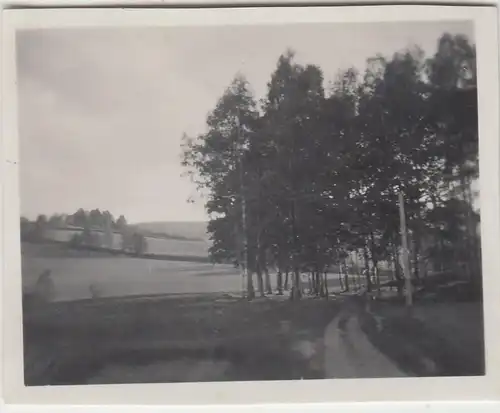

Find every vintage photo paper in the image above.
[1,5,500,405]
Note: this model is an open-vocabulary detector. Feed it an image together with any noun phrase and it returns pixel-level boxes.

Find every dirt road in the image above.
[323,304,407,378]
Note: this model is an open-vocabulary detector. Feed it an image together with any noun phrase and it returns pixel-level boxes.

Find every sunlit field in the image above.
[22,243,352,302]
[22,243,240,302]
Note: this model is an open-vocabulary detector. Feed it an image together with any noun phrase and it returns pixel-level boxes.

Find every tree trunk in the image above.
[343,263,350,292]
[460,174,471,277]
[291,267,302,300]
[277,269,283,295]
[246,268,255,300]
[438,236,446,273]
[324,271,329,298]
[389,255,396,291]
[470,181,481,278]
[264,267,272,295]
[363,245,372,292]
[392,243,403,299]
[315,271,321,296]
[256,268,265,297]
[255,237,265,297]
[346,258,355,291]
[374,264,381,297]
[354,251,362,290]
[422,258,428,279]
[284,269,290,291]
[338,271,344,291]
[289,185,301,301]
[319,271,326,297]
[370,258,380,296]
[430,193,444,273]
[464,176,479,282]
[369,232,380,295]
[411,232,421,281]
[300,271,305,296]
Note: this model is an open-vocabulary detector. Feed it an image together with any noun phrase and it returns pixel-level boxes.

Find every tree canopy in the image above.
[182,33,480,300]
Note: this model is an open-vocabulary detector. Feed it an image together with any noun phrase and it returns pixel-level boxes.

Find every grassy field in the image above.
[21,241,485,383]
[24,294,341,385]
[22,242,346,385]
[135,221,209,241]
[22,243,241,301]
[44,228,210,257]
[22,243,352,302]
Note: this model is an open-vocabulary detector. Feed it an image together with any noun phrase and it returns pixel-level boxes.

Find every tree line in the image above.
[182,33,480,300]
[20,209,148,256]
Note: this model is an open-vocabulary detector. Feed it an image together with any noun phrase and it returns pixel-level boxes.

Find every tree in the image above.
[72,209,88,228]
[33,215,48,242]
[81,222,101,247]
[121,229,147,256]
[352,47,430,292]
[121,228,134,252]
[132,232,148,256]
[48,214,64,229]
[180,32,479,304]
[102,210,115,248]
[20,217,35,242]
[89,209,104,229]
[426,34,479,283]
[69,232,83,248]
[182,74,259,299]
[257,51,330,300]
[116,215,128,231]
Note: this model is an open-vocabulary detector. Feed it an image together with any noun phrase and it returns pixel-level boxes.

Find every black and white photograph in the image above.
[1,5,499,405]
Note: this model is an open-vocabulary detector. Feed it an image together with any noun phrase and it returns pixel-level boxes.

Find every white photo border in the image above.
[1,4,499,405]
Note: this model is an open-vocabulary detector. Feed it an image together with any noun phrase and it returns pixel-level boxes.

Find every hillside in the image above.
[134,221,209,241]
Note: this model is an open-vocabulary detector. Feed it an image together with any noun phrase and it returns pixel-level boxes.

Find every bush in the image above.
[69,233,83,247]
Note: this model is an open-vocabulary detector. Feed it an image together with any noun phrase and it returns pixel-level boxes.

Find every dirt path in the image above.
[323,307,407,378]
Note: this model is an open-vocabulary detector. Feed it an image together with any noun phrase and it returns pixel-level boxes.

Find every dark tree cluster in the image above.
[182,33,480,300]
[20,209,148,256]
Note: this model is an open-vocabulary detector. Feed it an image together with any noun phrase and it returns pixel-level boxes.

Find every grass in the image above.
[21,243,243,300]
[23,294,340,385]
[21,243,348,302]
[134,221,208,242]
[24,243,485,382]
[41,229,210,258]
[356,296,484,377]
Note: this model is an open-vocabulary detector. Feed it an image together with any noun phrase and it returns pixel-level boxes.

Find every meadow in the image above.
[21,243,483,384]
[44,228,210,257]
[22,243,241,302]
[21,242,357,303]
[22,242,343,384]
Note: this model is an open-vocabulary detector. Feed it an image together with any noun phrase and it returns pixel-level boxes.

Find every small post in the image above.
[398,192,413,308]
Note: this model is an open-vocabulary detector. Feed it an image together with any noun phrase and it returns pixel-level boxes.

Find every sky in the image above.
[17,20,474,223]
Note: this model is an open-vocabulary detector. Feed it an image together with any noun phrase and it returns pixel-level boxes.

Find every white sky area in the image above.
[17,21,474,223]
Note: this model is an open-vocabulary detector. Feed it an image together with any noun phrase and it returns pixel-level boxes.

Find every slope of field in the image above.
[134,221,208,241]
[22,243,239,302]
[146,237,209,257]
[44,229,210,258]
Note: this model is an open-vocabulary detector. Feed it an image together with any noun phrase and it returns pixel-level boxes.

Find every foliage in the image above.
[182,33,480,300]
[22,208,150,257]
[121,229,148,256]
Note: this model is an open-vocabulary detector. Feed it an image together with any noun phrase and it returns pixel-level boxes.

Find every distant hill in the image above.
[134,221,209,241]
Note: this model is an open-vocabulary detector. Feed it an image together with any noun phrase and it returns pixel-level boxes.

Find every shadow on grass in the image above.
[355,297,485,377]
[41,341,310,385]
[23,294,340,385]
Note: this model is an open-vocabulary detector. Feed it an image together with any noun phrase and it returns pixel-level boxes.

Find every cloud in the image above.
[16,21,474,221]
